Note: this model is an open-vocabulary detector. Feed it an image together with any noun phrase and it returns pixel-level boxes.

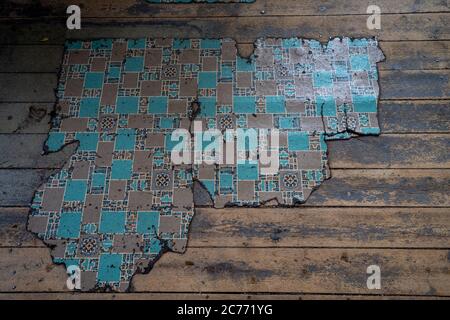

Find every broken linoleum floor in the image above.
[27,37,384,291]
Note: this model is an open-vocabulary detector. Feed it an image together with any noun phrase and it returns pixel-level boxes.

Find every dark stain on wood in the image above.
[0,0,55,18]
[203,261,275,281]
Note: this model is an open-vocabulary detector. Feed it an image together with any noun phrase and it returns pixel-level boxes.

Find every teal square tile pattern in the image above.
[98,254,122,282]
[28,36,383,292]
[137,211,160,235]
[56,212,82,239]
[99,211,127,234]
[111,160,133,180]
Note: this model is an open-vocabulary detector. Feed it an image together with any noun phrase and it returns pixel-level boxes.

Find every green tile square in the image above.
[198,72,217,89]
[111,160,133,180]
[56,211,82,239]
[237,161,259,181]
[288,132,310,151]
[64,180,88,202]
[84,72,104,89]
[234,96,256,114]
[98,254,122,282]
[99,211,126,234]
[137,211,160,235]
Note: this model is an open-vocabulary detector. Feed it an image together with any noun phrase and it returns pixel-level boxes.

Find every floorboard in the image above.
[0,133,448,169]
[0,0,448,299]
[1,70,448,103]
[1,247,448,296]
[3,0,450,18]
[1,207,449,249]
[1,13,449,45]
[1,100,448,134]
[0,169,448,207]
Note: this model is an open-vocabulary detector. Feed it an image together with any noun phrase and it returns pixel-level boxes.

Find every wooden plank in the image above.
[1,101,447,134]
[3,0,450,18]
[0,73,57,103]
[2,41,448,72]
[2,207,449,249]
[0,247,448,296]
[0,45,63,73]
[1,14,449,45]
[0,21,65,45]
[305,169,450,207]
[67,14,450,42]
[327,134,450,169]
[378,101,450,133]
[1,71,448,103]
[0,169,56,207]
[0,134,77,169]
[0,103,53,134]
[0,169,448,207]
[380,41,450,70]
[0,208,39,247]
[134,248,450,295]
[379,70,450,100]
[0,133,447,169]
[0,292,445,300]
[190,207,450,248]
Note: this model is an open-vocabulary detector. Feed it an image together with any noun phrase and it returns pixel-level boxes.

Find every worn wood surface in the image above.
[1,101,448,134]
[0,0,449,300]
[1,207,449,249]
[2,41,449,72]
[1,70,448,103]
[1,13,449,45]
[0,103,54,134]
[2,0,449,18]
[378,101,450,133]
[0,293,446,300]
[0,247,448,296]
[0,133,448,169]
[0,45,63,73]
[1,169,448,207]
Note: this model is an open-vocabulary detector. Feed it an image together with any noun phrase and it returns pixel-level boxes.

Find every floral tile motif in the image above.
[28,37,383,291]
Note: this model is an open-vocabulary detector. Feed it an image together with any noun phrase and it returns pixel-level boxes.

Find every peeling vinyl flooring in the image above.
[27,37,384,291]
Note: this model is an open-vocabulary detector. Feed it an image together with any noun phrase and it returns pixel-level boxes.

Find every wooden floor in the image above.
[0,0,449,299]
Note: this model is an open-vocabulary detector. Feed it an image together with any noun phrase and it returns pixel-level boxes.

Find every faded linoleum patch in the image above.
[27,37,384,291]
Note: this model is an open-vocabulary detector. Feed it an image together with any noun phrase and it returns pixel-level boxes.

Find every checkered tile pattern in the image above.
[28,37,383,291]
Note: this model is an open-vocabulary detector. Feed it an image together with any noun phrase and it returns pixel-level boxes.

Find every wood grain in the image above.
[67,14,450,42]
[0,73,57,103]
[0,169,448,207]
[0,133,447,169]
[3,0,449,18]
[0,70,448,103]
[0,103,54,134]
[0,134,76,169]
[380,41,450,70]
[1,13,449,45]
[378,101,450,133]
[1,41,449,73]
[0,0,448,300]
[327,134,450,169]
[0,101,447,134]
[1,207,449,249]
[0,45,63,73]
[0,247,448,296]
[0,292,445,300]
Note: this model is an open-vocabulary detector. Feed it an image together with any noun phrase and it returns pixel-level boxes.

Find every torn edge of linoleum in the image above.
[26,36,384,292]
